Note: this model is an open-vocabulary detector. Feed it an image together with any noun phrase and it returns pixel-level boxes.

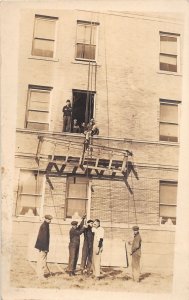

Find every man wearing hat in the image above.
[130,225,142,282]
[68,214,86,276]
[80,219,94,275]
[35,214,53,279]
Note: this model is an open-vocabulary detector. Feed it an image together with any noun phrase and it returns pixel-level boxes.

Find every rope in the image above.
[131,154,138,225]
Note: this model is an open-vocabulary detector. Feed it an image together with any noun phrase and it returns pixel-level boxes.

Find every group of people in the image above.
[62,99,99,137]
[34,215,142,283]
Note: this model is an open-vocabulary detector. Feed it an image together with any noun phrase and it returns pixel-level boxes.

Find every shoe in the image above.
[80,270,84,275]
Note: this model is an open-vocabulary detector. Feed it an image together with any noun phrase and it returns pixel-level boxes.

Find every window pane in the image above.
[160,205,176,218]
[27,122,49,130]
[67,199,87,218]
[77,24,97,44]
[17,194,41,216]
[160,183,177,205]
[160,104,178,123]
[29,100,49,111]
[160,123,178,142]
[76,43,95,60]
[76,43,85,58]
[160,54,177,65]
[19,171,43,194]
[30,91,50,103]
[28,110,49,122]
[68,183,88,198]
[83,44,96,60]
[35,18,56,40]
[32,39,54,57]
[160,35,177,55]
[160,54,177,72]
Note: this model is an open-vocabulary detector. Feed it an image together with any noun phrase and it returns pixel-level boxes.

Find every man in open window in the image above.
[62,99,72,132]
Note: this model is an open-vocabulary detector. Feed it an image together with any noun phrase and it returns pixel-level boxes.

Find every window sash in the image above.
[160,35,177,55]
[76,43,96,60]
[160,103,178,123]
[66,177,89,218]
[159,123,178,142]
[34,17,56,40]
[77,23,97,45]
[160,54,177,72]
[66,198,87,219]
[32,38,54,58]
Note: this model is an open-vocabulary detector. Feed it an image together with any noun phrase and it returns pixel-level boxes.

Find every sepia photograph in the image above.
[1,1,189,299]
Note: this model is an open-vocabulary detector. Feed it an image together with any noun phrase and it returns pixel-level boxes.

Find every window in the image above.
[76,20,99,61]
[32,15,58,58]
[25,85,52,131]
[159,100,180,142]
[66,177,89,218]
[159,181,177,225]
[72,90,95,129]
[16,170,44,216]
[159,32,180,72]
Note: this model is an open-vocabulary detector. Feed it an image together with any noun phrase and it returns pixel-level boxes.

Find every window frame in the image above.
[65,176,90,219]
[159,31,180,74]
[159,99,180,143]
[159,180,177,225]
[25,85,53,131]
[15,169,46,218]
[75,20,99,62]
[72,89,96,126]
[32,14,58,59]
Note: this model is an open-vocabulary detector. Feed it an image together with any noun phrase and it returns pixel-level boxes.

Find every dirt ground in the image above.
[10,249,173,293]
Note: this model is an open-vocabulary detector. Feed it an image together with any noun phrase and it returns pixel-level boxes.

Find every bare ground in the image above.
[10,248,173,293]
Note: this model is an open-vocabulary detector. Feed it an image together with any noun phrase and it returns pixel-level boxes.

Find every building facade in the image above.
[13,9,183,271]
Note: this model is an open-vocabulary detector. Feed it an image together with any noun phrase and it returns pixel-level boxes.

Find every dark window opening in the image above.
[72,90,95,131]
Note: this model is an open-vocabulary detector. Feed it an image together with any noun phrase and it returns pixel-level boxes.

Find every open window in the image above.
[72,89,95,128]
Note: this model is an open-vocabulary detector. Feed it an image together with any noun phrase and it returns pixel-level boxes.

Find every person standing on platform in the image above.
[62,99,72,132]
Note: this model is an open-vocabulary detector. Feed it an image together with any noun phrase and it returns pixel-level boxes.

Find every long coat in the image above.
[35,221,50,252]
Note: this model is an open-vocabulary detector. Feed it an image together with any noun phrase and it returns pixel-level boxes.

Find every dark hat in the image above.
[87,219,94,223]
[71,221,78,226]
[44,214,53,220]
[132,225,139,231]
